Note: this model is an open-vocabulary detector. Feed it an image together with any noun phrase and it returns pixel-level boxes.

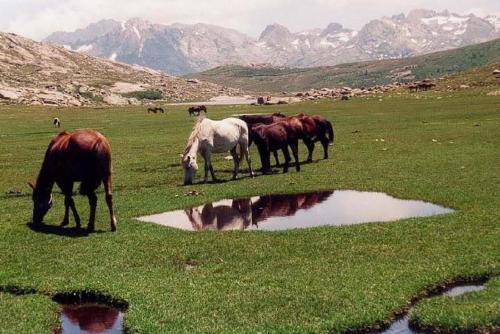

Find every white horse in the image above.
[182,117,254,185]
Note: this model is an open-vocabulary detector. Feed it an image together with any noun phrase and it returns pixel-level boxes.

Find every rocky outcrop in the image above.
[0,32,241,107]
[291,81,438,101]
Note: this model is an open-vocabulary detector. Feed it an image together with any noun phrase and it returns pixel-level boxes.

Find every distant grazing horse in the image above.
[418,82,436,91]
[188,105,207,116]
[182,117,254,185]
[251,121,300,174]
[408,83,419,92]
[147,107,164,113]
[29,129,117,232]
[53,117,61,128]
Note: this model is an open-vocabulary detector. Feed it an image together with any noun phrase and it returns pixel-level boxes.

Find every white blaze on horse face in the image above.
[183,155,198,170]
[183,155,198,185]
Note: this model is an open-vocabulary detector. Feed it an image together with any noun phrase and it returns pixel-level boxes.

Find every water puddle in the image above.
[58,304,124,334]
[137,190,454,231]
[380,284,485,334]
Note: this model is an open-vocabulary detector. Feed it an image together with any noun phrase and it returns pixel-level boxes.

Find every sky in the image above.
[0,0,499,40]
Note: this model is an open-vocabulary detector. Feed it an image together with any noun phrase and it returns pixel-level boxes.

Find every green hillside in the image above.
[185,39,500,92]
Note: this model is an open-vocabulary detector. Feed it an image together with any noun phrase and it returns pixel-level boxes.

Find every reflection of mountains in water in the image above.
[185,192,334,231]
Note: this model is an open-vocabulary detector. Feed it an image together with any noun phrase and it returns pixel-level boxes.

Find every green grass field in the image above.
[0,88,499,333]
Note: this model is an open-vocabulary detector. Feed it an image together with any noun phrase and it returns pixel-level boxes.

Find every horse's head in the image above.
[28,182,53,225]
[182,154,198,185]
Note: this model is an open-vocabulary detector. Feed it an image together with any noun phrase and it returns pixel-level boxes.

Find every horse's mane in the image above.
[184,116,205,154]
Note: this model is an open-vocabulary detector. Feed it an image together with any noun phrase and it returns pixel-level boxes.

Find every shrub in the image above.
[79,91,104,103]
[122,90,163,100]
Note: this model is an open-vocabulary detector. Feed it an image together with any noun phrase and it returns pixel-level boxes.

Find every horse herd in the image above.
[146,105,208,116]
[30,110,334,233]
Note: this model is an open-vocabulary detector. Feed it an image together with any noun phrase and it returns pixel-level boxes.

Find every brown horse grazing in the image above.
[188,105,207,116]
[147,107,165,113]
[29,130,117,232]
[240,113,286,166]
[251,121,300,174]
[294,113,334,162]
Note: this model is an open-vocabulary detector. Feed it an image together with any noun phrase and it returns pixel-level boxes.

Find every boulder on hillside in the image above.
[0,88,22,100]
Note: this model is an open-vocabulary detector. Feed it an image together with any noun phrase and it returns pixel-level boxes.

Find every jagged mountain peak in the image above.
[321,23,345,36]
[43,9,500,75]
[259,23,292,41]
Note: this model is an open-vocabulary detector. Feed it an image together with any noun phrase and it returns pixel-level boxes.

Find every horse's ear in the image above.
[27,181,35,190]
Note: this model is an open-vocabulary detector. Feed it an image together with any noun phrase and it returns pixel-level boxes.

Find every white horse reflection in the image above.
[185,199,253,230]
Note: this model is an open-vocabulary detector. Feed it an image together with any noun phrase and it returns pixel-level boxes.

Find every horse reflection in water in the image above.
[60,304,121,333]
[185,192,333,230]
[185,199,253,230]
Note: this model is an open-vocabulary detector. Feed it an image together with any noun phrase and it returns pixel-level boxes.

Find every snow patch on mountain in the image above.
[44,10,500,74]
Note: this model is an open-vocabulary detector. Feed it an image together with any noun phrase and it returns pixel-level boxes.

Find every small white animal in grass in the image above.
[53,117,61,128]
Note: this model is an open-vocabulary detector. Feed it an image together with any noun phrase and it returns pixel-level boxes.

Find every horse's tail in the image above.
[325,120,334,144]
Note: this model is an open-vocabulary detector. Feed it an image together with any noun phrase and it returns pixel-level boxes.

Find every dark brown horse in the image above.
[251,121,300,174]
[239,113,286,165]
[147,107,164,113]
[188,105,207,116]
[294,113,334,162]
[29,130,116,232]
[238,113,285,126]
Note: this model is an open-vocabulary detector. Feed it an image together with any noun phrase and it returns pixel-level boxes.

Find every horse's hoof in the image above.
[60,221,69,227]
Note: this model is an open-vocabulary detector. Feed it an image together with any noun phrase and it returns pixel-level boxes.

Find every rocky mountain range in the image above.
[0,32,239,106]
[43,9,500,75]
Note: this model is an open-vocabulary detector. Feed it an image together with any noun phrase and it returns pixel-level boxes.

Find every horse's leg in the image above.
[203,156,209,183]
[304,137,314,163]
[321,136,329,159]
[209,163,217,182]
[256,145,269,174]
[58,182,72,227]
[87,191,97,232]
[291,141,301,172]
[273,151,280,167]
[103,175,117,232]
[230,147,240,180]
[281,146,291,173]
[240,142,254,177]
[63,183,81,228]
[205,151,218,182]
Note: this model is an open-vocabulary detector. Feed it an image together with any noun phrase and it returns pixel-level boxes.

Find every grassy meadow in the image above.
[0,88,499,333]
